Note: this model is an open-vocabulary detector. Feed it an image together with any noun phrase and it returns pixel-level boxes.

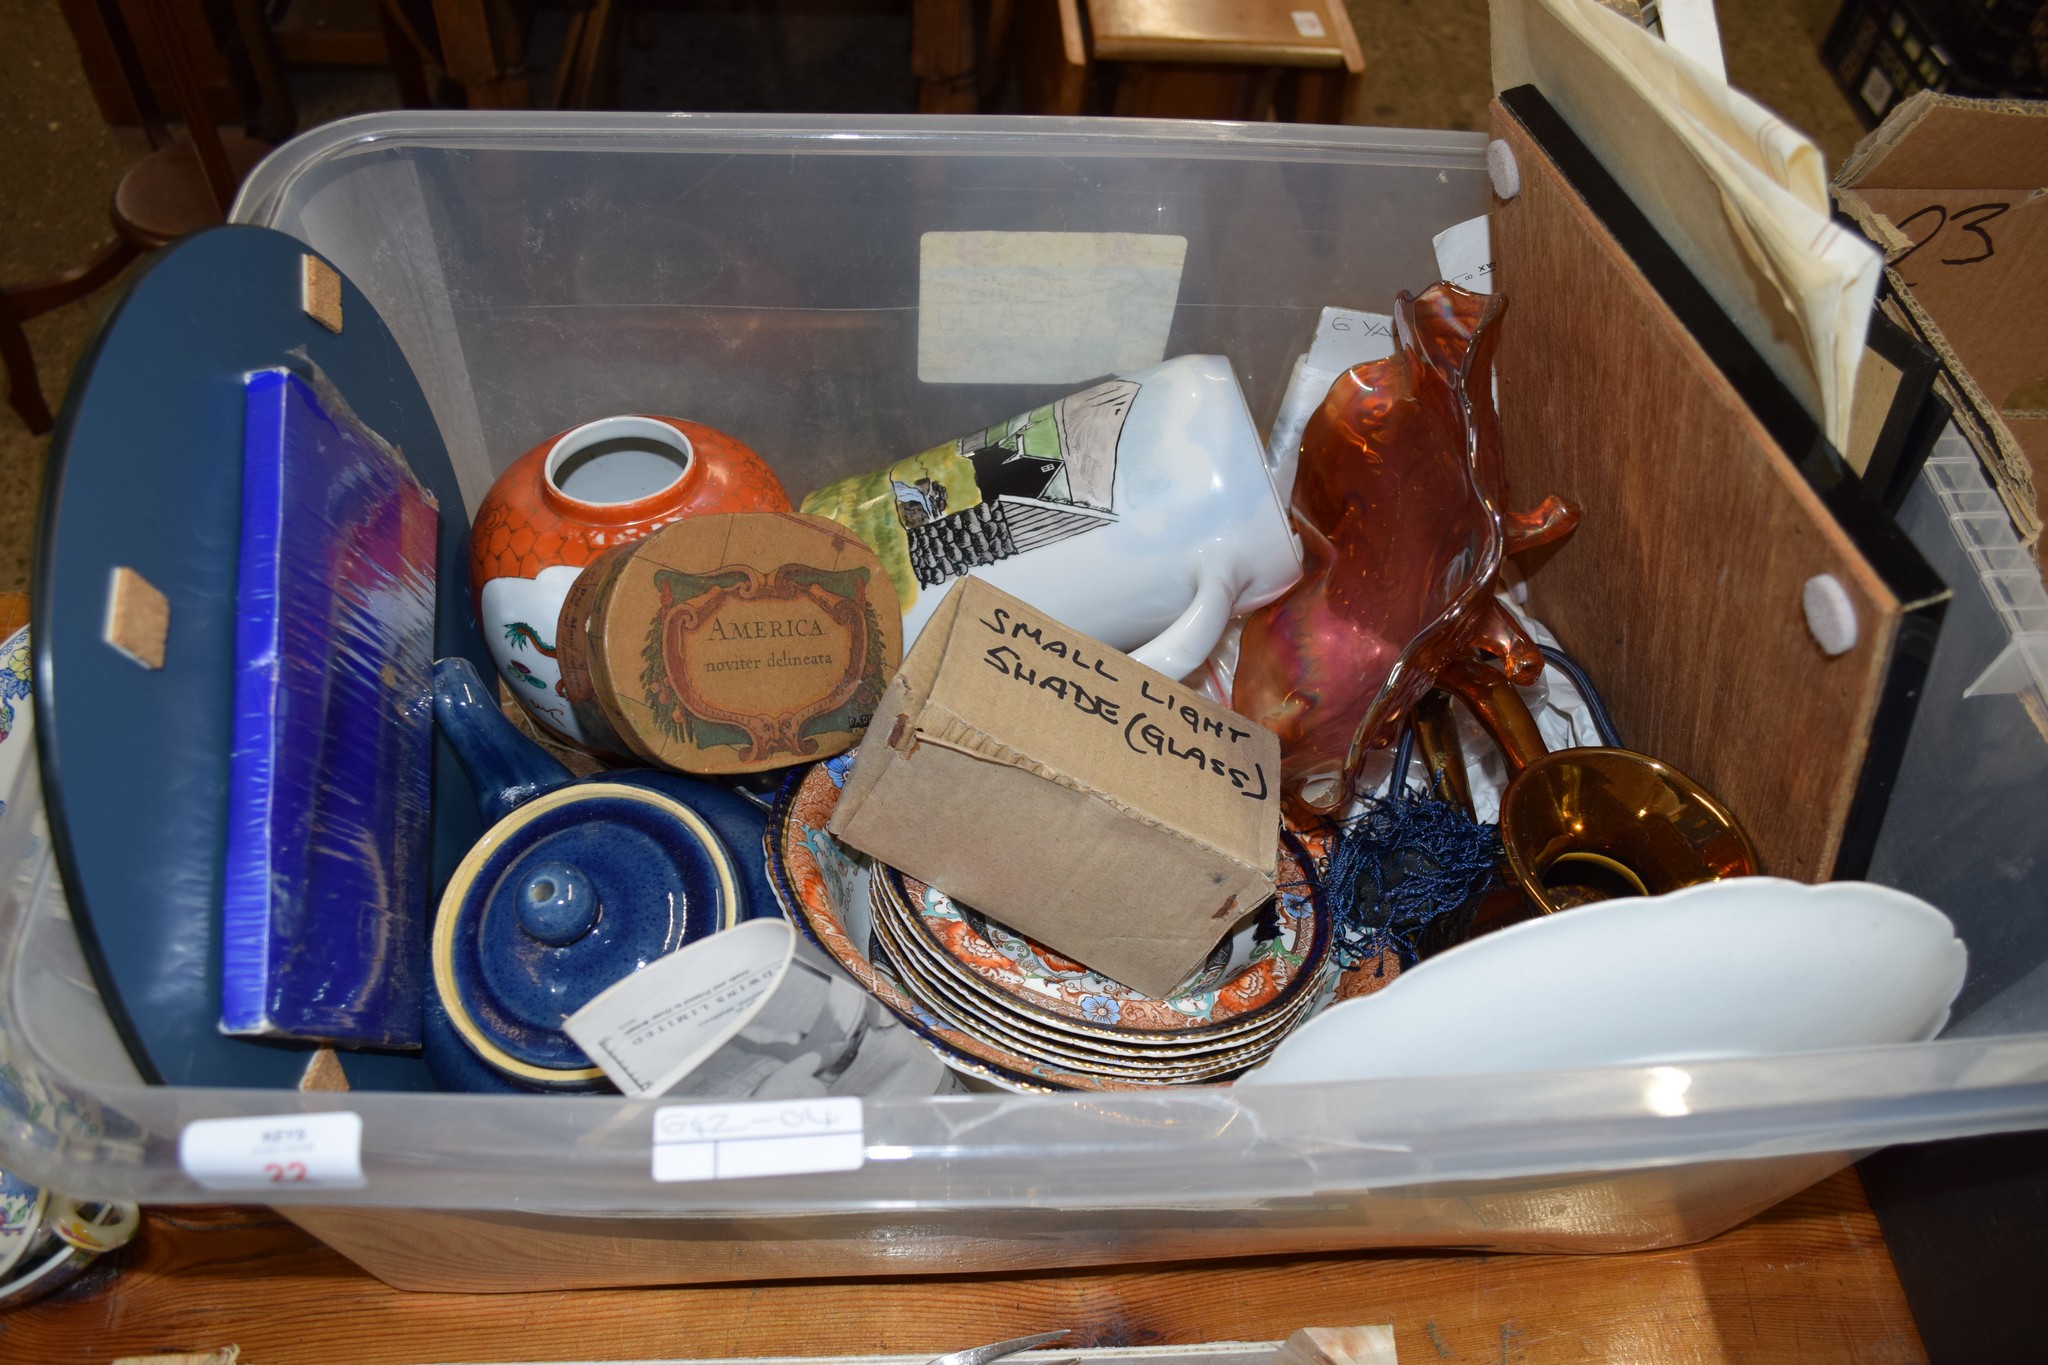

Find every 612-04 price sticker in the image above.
[178,1111,366,1192]
[651,1096,864,1183]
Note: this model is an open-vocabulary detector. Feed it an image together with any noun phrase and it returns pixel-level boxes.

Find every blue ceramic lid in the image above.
[433,782,741,1086]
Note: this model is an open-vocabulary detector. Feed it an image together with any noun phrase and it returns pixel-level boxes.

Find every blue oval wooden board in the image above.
[33,226,492,1090]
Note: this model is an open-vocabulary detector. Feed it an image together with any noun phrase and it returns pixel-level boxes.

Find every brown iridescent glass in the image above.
[1233,283,1578,816]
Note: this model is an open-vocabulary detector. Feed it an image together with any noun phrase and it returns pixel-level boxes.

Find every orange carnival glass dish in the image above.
[1232,283,1578,817]
[469,414,791,746]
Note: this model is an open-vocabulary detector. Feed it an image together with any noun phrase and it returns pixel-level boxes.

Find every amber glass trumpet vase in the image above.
[1435,656,1760,914]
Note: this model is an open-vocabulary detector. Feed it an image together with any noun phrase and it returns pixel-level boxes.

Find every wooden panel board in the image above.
[1488,97,1910,881]
[0,1169,1924,1363]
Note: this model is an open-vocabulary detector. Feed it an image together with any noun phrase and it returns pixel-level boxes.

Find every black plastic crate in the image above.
[1824,0,2048,127]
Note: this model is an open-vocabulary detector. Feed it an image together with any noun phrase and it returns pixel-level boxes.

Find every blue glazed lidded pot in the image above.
[429,656,779,1092]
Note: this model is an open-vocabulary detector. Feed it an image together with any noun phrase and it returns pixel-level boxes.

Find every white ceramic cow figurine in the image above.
[803,354,1304,681]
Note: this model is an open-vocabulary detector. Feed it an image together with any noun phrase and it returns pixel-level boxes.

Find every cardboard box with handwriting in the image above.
[1834,92,2048,558]
[828,577,1280,997]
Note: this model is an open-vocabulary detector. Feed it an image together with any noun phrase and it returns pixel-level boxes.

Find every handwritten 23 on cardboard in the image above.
[829,577,1280,998]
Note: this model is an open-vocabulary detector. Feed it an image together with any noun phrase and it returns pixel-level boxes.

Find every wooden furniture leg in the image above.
[5,239,140,323]
[914,0,978,113]
[556,0,618,109]
[0,293,52,435]
[2,238,142,435]
[433,0,528,108]
[1017,0,1089,113]
[1321,0,1367,124]
[226,0,297,141]
[978,0,1017,102]
[6,0,278,435]
[378,0,444,107]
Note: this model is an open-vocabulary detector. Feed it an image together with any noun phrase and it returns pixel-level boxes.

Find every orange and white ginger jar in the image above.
[468,414,791,746]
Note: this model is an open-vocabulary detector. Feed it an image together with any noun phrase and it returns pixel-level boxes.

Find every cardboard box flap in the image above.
[835,582,952,818]
[1836,92,2048,190]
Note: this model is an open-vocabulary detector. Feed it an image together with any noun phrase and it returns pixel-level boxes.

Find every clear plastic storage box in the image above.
[3,114,2046,1292]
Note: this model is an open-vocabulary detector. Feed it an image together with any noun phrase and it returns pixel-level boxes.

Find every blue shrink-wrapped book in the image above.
[220,368,438,1048]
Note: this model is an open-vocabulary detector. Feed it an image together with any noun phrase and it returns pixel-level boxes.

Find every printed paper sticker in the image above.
[651,1096,865,1183]
[179,1112,365,1192]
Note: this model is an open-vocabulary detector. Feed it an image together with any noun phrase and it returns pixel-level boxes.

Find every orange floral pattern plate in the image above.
[881,855,1328,1042]
[870,871,1322,1061]
[767,760,1331,1091]
[870,883,1319,1077]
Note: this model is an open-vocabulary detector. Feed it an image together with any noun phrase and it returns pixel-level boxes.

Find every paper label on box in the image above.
[1290,9,1326,38]
[1432,214,1495,294]
[179,1111,365,1191]
[651,1096,865,1183]
[918,232,1187,385]
[565,919,794,1097]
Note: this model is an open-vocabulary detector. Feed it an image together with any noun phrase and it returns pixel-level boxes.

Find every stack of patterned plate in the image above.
[768,759,1335,1091]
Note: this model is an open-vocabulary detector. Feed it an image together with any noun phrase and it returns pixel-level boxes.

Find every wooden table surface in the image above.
[3,1168,1924,1364]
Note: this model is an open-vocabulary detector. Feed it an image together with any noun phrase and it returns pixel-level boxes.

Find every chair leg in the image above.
[434,0,530,109]
[547,6,591,108]
[1244,67,1283,121]
[0,291,53,435]
[978,0,1016,103]
[914,0,979,113]
[1017,0,1089,114]
[3,236,143,436]
[7,238,141,321]
[1288,66,1365,125]
[228,0,298,141]
[559,0,618,110]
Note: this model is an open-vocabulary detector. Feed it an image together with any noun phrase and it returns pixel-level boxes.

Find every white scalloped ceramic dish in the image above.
[1241,877,1968,1086]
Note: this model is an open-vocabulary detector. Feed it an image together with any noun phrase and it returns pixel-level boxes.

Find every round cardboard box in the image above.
[556,512,903,774]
